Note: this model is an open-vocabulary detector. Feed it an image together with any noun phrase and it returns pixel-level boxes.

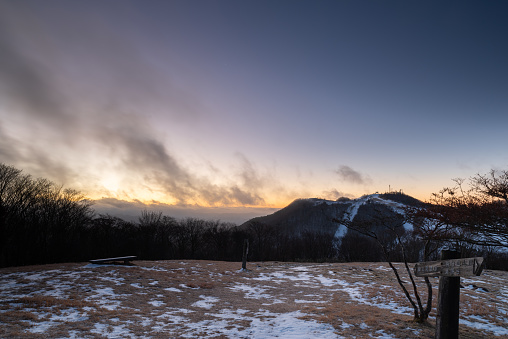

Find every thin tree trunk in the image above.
[398,234,427,321]
[378,240,420,320]
[387,261,419,319]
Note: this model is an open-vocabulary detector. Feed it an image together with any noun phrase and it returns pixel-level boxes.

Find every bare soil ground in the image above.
[1,260,507,338]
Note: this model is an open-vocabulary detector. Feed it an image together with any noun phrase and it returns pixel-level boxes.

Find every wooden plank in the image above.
[414,257,484,277]
[89,256,137,264]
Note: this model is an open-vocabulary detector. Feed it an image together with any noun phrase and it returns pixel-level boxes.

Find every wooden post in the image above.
[415,253,484,338]
[242,239,249,270]
[436,250,461,339]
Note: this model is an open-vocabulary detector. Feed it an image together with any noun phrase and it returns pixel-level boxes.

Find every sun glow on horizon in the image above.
[87,181,289,209]
[87,176,433,210]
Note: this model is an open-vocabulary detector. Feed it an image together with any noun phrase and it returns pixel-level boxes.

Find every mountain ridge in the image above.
[241,192,424,237]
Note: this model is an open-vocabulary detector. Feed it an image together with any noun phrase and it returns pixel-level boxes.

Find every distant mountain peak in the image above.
[241,192,422,237]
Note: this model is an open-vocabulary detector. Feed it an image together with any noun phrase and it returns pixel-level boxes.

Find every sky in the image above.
[1,1,507,223]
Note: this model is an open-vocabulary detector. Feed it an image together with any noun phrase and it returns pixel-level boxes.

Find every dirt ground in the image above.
[1,260,507,338]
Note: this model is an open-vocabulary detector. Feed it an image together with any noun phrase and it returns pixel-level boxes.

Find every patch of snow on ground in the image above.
[247,310,345,339]
[313,274,413,315]
[140,317,152,327]
[359,322,369,329]
[462,278,487,285]
[91,322,135,338]
[180,283,199,289]
[25,272,48,280]
[294,299,325,303]
[402,222,413,231]
[192,295,219,309]
[26,308,89,334]
[254,271,313,282]
[99,275,125,286]
[340,321,353,329]
[50,308,88,322]
[229,284,274,299]
[148,300,165,307]
[290,266,311,271]
[186,308,345,339]
[40,285,69,298]
[334,224,348,238]
[374,329,398,338]
[27,320,53,334]
[333,199,364,237]
[171,308,195,314]
[0,279,25,292]
[86,287,122,310]
[84,263,129,269]
[153,314,189,332]
[137,266,168,272]
[164,287,183,292]
[314,274,349,287]
[460,318,508,336]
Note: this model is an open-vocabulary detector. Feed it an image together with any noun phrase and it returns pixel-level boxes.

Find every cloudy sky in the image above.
[1,1,507,223]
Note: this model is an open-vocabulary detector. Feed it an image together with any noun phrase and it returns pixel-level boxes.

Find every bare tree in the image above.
[334,206,433,323]
[471,169,508,203]
[0,163,94,266]
[423,171,508,248]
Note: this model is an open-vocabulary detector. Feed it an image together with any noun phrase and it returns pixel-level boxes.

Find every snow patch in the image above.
[192,295,219,309]
[164,287,183,292]
[229,284,273,299]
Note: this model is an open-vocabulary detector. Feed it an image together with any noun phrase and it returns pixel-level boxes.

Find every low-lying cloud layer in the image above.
[92,197,279,225]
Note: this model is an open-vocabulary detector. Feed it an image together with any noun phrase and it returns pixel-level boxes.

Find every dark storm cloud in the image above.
[0,24,78,183]
[0,124,17,163]
[94,114,196,204]
[335,165,372,185]
[228,186,264,205]
[0,122,77,184]
[198,184,265,207]
[0,3,252,206]
[0,2,274,207]
[0,1,202,129]
[0,3,82,183]
[0,11,72,127]
[93,113,267,206]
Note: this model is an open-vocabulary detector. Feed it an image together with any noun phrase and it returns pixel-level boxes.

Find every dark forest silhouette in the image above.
[1,163,507,269]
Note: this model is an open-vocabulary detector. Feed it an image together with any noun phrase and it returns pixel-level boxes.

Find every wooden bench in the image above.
[89,256,137,265]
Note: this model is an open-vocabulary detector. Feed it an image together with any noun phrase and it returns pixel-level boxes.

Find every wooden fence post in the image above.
[242,239,249,270]
[436,249,461,339]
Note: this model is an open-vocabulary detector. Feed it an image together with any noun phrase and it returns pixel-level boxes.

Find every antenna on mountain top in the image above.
[389,185,391,193]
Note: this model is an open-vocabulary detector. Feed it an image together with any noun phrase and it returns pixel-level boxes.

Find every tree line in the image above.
[1,163,507,271]
[0,163,343,267]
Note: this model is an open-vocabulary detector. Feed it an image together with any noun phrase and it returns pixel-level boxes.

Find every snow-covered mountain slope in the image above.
[241,193,423,237]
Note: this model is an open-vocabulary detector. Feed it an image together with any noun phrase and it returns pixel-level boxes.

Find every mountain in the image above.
[241,192,424,237]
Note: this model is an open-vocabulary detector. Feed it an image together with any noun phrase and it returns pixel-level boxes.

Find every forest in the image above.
[1,163,507,269]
